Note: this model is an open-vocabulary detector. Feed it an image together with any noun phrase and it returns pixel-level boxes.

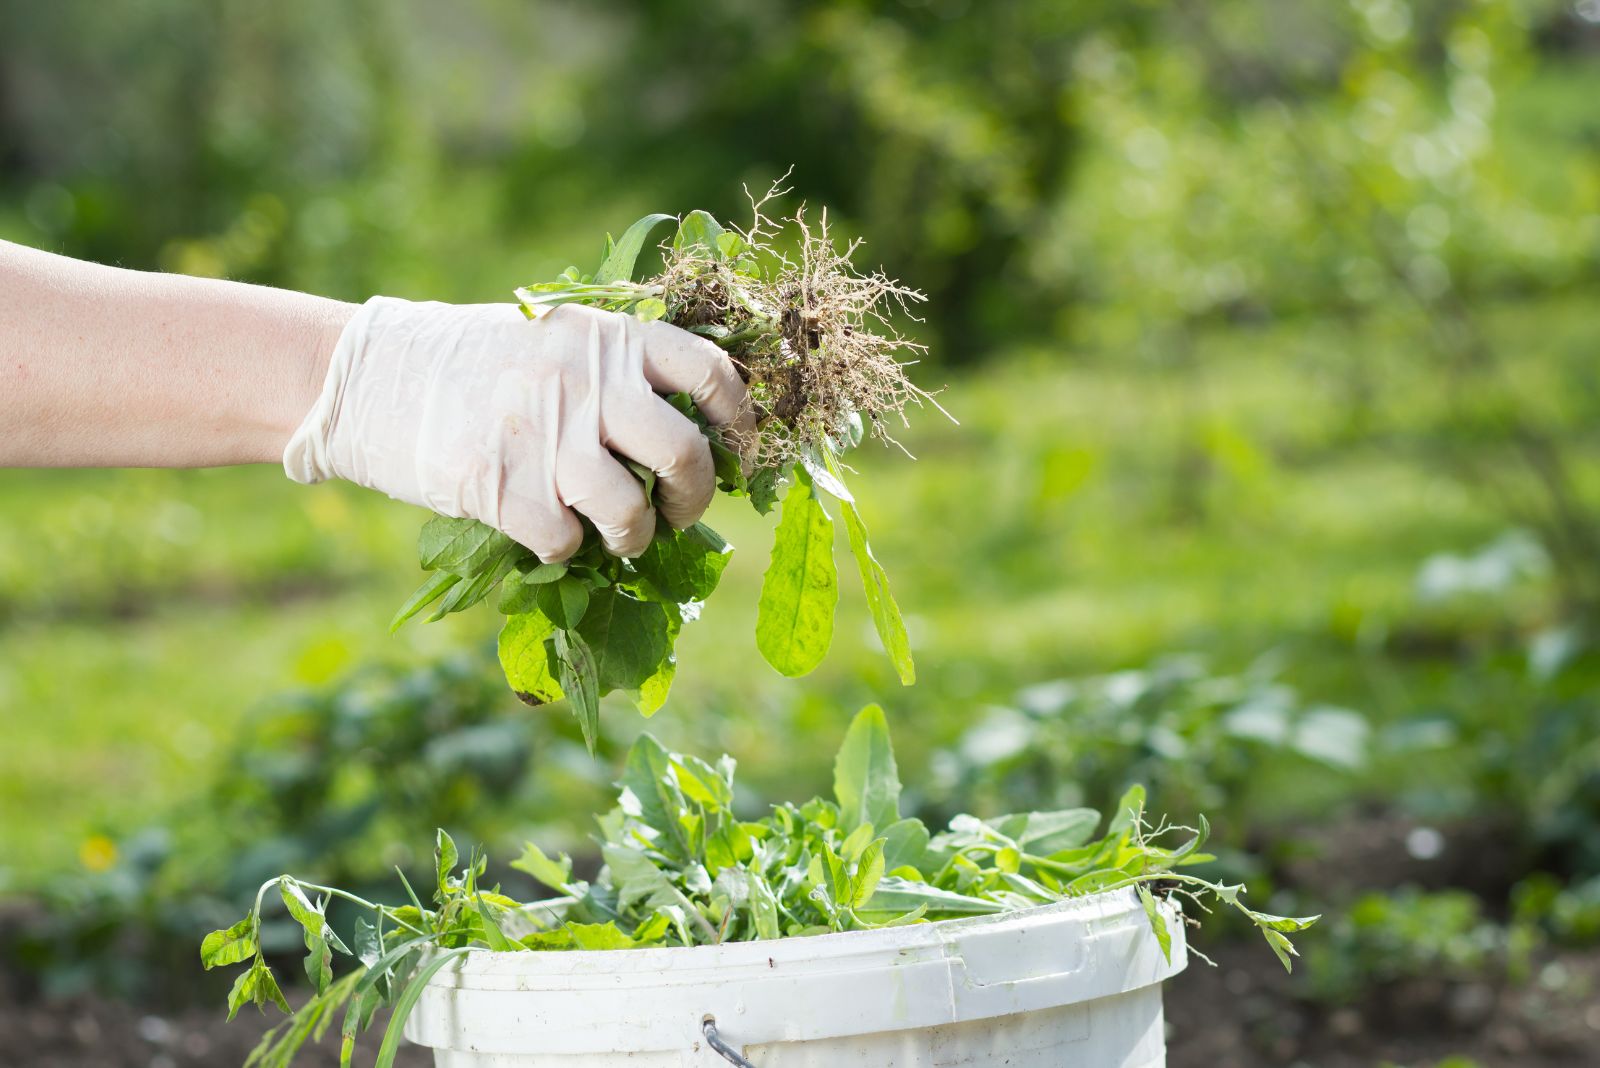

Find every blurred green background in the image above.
[2,1,1599,1065]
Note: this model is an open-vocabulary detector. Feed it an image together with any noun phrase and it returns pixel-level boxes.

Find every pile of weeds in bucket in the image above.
[203,707,1317,1068]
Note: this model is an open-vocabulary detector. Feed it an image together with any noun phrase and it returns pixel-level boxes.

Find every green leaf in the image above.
[673,210,726,255]
[594,214,676,284]
[258,962,292,1014]
[229,958,293,1021]
[1109,785,1147,836]
[1248,911,1321,933]
[851,839,886,908]
[568,921,646,950]
[352,916,381,969]
[755,468,837,677]
[519,920,652,951]
[632,297,669,322]
[498,561,572,613]
[860,877,1006,919]
[418,516,514,576]
[473,894,520,952]
[833,705,901,832]
[225,960,258,1021]
[839,496,914,685]
[1063,869,1132,895]
[498,611,563,705]
[1262,928,1298,972]
[394,869,432,934]
[631,523,732,604]
[535,576,590,629]
[351,933,435,1002]
[339,984,381,1068]
[374,949,471,1068]
[1138,884,1173,964]
[715,231,749,261]
[748,874,781,940]
[618,734,690,860]
[709,435,748,494]
[577,589,671,692]
[435,830,459,898]
[746,467,781,514]
[993,809,1102,856]
[627,602,681,717]
[427,553,515,621]
[201,917,256,969]
[510,842,573,893]
[879,818,930,873]
[390,571,460,633]
[279,880,334,994]
[552,628,602,755]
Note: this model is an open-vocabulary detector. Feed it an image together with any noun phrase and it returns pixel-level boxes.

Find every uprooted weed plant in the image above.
[203,706,1318,1068]
[394,187,946,752]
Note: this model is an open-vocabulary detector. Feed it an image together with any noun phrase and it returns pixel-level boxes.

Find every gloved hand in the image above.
[284,296,754,561]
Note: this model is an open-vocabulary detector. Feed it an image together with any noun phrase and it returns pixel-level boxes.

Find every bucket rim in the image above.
[426,887,1166,980]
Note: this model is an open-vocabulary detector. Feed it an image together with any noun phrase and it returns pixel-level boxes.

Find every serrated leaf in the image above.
[511,842,573,892]
[755,468,837,677]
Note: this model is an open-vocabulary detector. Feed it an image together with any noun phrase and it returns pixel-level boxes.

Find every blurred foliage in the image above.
[2,654,601,1000]
[1304,886,1537,1003]
[925,653,1369,824]
[1514,873,1600,945]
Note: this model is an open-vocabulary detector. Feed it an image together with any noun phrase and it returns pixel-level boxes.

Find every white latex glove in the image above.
[284,296,754,561]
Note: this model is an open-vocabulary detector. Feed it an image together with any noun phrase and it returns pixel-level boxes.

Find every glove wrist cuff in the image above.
[282,294,407,485]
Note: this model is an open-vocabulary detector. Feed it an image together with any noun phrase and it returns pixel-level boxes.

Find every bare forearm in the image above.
[0,239,354,467]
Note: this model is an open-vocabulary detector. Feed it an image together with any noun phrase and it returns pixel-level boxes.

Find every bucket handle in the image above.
[702,1016,757,1067]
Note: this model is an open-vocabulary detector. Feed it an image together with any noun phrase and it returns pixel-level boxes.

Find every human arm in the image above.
[0,239,754,558]
[0,238,351,468]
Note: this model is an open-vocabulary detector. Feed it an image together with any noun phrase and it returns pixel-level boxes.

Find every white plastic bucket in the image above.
[403,888,1187,1067]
